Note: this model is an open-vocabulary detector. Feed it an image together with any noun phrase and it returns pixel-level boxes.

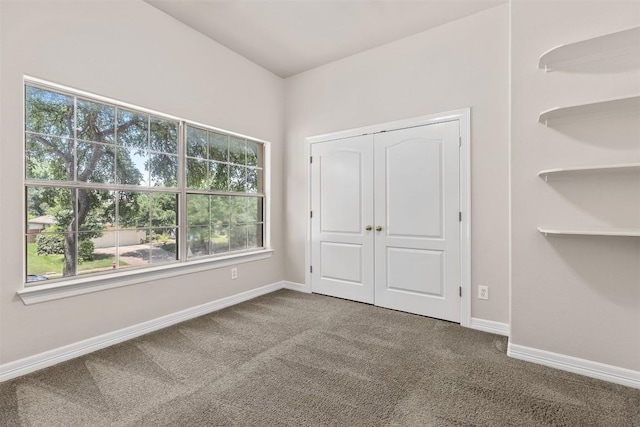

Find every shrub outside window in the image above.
[24,82,266,284]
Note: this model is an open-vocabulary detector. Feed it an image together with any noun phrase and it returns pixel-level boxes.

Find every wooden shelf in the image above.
[538,163,640,180]
[538,95,640,126]
[538,227,640,237]
[538,26,640,72]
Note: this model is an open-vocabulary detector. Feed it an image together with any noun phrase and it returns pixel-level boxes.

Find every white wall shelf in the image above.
[538,95,640,126]
[538,163,640,180]
[538,26,640,72]
[538,227,640,237]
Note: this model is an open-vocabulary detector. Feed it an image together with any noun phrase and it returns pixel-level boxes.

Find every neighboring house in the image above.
[27,215,55,232]
[91,228,147,249]
[26,215,56,242]
[27,218,143,248]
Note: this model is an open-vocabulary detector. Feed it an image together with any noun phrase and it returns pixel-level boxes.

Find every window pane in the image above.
[230,225,247,251]
[186,158,208,190]
[35,232,76,278]
[209,162,228,191]
[26,186,73,234]
[77,142,116,183]
[118,232,151,269]
[118,191,151,228]
[150,116,178,154]
[187,227,210,258]
[186,126,207,158]
[211,223,230,254]
[208,132,228,162]
[187,194,209,226]
[117,109,148,149]
[25,86,74,137]
[116,147,148,186]
[229,136,245,165]
[210,195,230,226]
[230,196,250,224]
[150,227,178,264]
[26,135,72,181]
[26,234,68,282]
[246,167,259,193]
[78,189,115,232]
[247,223,263,249]
[246,141,261,167]
[229,165,246,192]
[78,231,118,275]
[235,197,261,224]
[151,193,178,227]
[76,99,115,143]
[150,153,178,187]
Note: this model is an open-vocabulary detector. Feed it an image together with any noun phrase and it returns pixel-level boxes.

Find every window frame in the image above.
[20,76,271,303]
[182,123,266,261]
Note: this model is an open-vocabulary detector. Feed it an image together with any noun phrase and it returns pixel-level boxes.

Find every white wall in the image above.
[284,4,510,323]
[5,0,635,382]
[510,1,640,370]
[0,0,284,364]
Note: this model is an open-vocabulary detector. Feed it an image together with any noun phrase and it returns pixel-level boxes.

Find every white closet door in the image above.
[373,122,461,322]
[310,135,375,304]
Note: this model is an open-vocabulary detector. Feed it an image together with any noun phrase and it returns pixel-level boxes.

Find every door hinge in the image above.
[459,136,462,147]
[310,156,313,163]
[459,286,462,297]
[459,211,462,222]
[310,266,313,273]
[310,211,313,218]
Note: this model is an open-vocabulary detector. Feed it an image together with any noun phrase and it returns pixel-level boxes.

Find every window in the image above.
[24,81,266,285]
[185,126,264,258]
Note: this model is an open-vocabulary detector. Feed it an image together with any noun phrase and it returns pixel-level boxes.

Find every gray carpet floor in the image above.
[0,289,638,426]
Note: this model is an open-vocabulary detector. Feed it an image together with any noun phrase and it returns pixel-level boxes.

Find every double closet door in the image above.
[310,121,461,322]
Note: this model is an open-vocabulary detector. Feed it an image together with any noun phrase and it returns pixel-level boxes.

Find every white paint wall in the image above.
[510,1,640,370]
[284,5,510,323]
[0,0,284,364]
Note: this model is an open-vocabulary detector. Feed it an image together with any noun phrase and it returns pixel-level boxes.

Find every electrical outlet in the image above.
[231,267,238,280]
[478,285,489,300]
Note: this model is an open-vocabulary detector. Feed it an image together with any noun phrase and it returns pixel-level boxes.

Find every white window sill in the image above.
[17,249,274,305]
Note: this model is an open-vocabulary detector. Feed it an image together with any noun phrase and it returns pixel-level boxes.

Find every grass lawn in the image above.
[27,243,127,278]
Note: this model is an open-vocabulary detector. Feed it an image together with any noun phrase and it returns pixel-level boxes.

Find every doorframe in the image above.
[304,108,471,327]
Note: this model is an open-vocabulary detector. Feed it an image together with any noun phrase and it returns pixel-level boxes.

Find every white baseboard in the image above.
[0,281,288,383]
[508,343,640,390]
[281,281,310,293]
[470,317,510,337]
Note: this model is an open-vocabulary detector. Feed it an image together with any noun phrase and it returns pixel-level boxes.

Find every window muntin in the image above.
[25,83,266,285]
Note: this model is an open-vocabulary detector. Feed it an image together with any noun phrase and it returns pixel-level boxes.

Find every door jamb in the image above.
[304,108,471,327]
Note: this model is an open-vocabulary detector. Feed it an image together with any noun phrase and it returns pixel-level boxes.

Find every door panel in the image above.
[311,135,374,304]
[374,122,461,322]
[320,150,363,233]
[386,139,443,238]
[386,247,444,296]
[320,242,363,283]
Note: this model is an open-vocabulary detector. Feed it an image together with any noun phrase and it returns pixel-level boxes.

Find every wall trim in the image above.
[0,281,294,383]
[470,317,510,336]
[282,281,311,293]
[508,343,640,390]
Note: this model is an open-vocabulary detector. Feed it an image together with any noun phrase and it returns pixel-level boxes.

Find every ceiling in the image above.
[146,0,504,78]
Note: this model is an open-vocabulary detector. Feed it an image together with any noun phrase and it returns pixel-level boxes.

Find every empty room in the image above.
[0,0,639,425]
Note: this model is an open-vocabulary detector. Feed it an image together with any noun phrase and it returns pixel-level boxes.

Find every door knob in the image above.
[365,225,372,231]
[376,225,382,232]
